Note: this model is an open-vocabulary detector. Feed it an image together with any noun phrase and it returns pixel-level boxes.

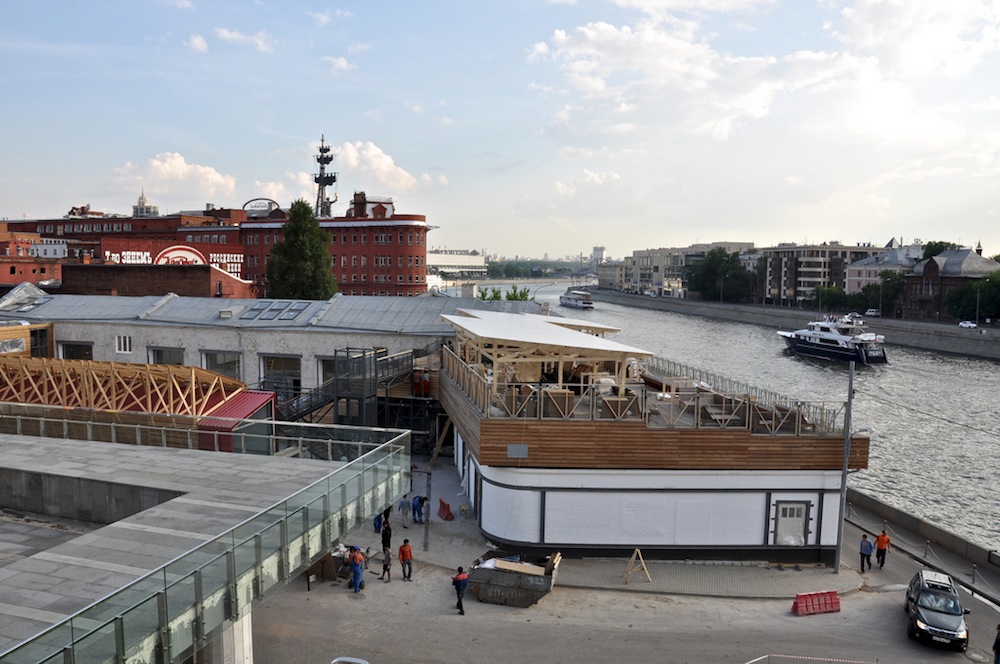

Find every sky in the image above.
[3,1,1000,261]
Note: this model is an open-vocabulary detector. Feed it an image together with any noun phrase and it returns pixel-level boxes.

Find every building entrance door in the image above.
[774,501,809,546]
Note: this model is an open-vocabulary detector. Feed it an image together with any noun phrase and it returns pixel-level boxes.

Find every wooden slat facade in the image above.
[441,373,868,472]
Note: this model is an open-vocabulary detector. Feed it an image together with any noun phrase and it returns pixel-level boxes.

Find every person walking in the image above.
[875,529,891,569]
[859,534,874,573]
[992,623,1000,664]
[381,519,392,553]
[349,546,365,593]
[398,493,411,528]
[399,538,413,581]
[378,546,392,583]
[452,566,469,615]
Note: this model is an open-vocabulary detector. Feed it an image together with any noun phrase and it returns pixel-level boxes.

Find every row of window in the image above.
[338,273,425,284]
[332,255,424,268]
[243,231,427,247]
[37,223,134,234]
[183,234,231,244]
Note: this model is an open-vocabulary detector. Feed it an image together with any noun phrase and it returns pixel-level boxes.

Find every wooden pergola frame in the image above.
[451,324,651,398]
[0,356,246,416]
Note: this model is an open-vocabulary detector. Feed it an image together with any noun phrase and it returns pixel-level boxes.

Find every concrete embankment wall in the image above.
[590,290,1000,361]
[848,488,999,573]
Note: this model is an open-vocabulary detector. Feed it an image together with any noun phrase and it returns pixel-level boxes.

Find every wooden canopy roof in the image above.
[440,309,652,393]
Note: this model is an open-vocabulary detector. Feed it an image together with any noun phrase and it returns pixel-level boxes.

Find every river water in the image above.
[524,287,1000,552]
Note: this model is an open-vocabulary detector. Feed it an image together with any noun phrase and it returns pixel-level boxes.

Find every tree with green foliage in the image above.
[477,285,534,301]
[686,248,754,302]
[812,286,848,312]
[265,199,337,300]
[505,285,532,301]
[944,271,1000,322]
[922,240,960,260]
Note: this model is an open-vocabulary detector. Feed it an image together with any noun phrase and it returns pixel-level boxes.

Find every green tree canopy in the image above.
[944,271,1000,322]
[265,199,337,300]
[922,240,960,260]
[686,248,754,302]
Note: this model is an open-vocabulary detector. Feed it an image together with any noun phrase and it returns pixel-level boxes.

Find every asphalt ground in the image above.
[251,458,1000,664]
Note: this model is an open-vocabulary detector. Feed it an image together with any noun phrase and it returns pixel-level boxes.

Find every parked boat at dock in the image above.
[559,288,594,309]
[777,315,887,365]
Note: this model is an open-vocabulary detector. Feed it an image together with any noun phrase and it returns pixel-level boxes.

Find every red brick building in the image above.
[5,191,430,297]
[0,224,61,287]
[59,263,256,298]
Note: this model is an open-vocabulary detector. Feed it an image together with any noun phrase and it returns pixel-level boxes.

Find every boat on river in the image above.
[559,288,594,309]
[777,315,888,365]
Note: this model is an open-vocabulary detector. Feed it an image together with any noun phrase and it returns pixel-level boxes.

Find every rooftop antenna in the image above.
[314,134,338,217]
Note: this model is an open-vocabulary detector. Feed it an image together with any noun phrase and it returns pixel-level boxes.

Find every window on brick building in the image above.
[149,347,184,366]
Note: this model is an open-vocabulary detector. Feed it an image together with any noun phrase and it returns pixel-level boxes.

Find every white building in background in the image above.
[426,249,487,290]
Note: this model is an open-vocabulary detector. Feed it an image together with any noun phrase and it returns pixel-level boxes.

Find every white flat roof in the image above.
[441,309,652,357]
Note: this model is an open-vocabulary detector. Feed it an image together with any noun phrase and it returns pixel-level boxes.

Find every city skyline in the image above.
[3,1,1000,259]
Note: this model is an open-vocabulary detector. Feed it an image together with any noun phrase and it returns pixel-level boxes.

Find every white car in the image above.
[958,320,977,328]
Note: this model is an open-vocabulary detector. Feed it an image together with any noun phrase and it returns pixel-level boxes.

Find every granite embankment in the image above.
[590,289,1000,361]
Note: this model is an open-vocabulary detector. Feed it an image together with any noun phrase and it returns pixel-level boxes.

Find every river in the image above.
[519,286,1000,552]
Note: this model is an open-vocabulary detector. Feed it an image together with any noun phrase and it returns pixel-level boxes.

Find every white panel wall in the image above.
[543,491,767,545]
[480,481,542,542]
[473,463,841,549]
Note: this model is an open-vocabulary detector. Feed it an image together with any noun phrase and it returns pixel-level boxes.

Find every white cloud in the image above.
[337,141,419,192]
[163,0,192,8]
[185,34,208,53]
[115,153,236,200]
[214,27,273,53]
[321,55,354,72]
[348,42,370,54]
[836,0,1000,79]
[308,10,332,27]
[439,116,454,125]
[254,180,289,204]
[405,101,424,113]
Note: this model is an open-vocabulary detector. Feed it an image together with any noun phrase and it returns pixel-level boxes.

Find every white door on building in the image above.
[774,501,808,546]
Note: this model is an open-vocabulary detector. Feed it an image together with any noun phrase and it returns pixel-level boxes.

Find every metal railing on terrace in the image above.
[0,423,410,664]
[0,401,399,461]
[442,347,845,435]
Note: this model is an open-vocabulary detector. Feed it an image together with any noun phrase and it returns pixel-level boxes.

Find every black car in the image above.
[904,570,969,651]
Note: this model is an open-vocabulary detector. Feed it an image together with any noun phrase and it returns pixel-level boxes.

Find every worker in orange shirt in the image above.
[875,529,891,569]
[398,538,413,581]
[349,546,365,592]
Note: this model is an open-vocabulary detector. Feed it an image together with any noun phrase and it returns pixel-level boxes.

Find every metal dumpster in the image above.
[468,552,561,608]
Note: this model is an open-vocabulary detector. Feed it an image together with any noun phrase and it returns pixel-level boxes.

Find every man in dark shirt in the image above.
[452,566,469,615]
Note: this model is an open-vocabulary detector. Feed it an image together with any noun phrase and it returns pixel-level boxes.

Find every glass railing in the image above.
[0,435,410,664]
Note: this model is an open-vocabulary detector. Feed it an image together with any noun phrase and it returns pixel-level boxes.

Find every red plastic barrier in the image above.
[438,498,454,521]
[791,590,841,616]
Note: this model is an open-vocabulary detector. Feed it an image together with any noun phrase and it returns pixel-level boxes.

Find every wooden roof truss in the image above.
[0,356,246,416]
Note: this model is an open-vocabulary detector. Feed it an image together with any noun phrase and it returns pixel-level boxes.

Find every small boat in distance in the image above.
[559,288,594,309]
[777,315,887,365]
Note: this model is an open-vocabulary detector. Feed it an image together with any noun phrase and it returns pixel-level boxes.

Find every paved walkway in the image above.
[341,458,1000,605]
[346,459,874,601]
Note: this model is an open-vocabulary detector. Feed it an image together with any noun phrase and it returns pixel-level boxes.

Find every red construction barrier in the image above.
[791,590,841,616]
[438,498,455,521]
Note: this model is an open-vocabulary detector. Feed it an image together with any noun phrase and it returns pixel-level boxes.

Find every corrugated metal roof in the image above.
[0,284,550,336]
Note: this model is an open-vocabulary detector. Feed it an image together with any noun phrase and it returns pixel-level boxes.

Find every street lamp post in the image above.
[833,360,872,574]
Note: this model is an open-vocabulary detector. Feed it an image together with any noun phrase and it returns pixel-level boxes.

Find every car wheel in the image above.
[906,621,916,640]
